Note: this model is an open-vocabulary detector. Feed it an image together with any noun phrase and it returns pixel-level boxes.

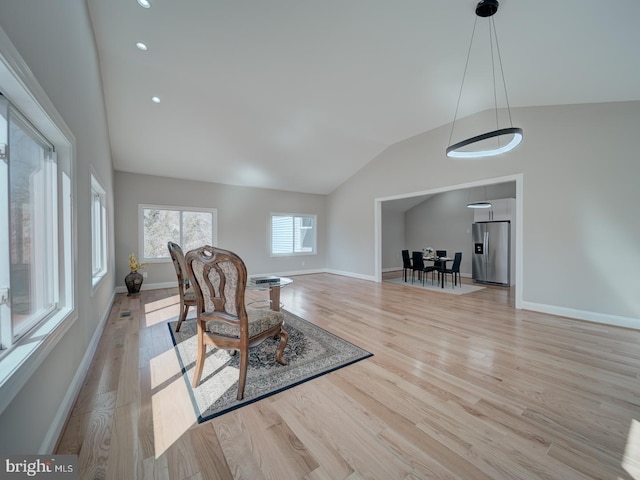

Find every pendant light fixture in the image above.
[466,186,492,209]
[446,0,523,159]
[467,201,492,209]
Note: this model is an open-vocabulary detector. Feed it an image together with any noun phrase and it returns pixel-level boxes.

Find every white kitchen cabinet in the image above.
[473,198,515,222]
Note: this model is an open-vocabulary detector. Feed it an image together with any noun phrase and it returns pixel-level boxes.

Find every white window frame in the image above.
[139,204,217,263]
[270,212,317,257]
[91,173,107,289]
[0,27,76,416]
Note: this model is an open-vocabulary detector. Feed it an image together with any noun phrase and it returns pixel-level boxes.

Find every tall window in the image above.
[91,174,107,287]
[0,94,72,351]
[271,213,317,256]
[139,205,217,261]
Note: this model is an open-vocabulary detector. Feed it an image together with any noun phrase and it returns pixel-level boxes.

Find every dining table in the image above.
[423,256,453,288]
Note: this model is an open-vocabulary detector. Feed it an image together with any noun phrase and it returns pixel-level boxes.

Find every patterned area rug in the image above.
[168,310,372,423]
[385,276,486,295]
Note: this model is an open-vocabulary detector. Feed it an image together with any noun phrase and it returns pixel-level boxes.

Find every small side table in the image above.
[247,277,293,312]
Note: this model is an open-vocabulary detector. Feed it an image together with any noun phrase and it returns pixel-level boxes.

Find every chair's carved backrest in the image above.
[168,242,188,289]
[184,246,248,319]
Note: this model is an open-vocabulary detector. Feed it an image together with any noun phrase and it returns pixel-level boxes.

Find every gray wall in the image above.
[328,102,640,324]
[380,205,406,272]
[0,0,115,453]
[114,172,327,287]
[405,189,476,276]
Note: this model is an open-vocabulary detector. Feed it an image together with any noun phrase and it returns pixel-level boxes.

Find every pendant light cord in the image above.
[492,15,515,128]
[490,16,498,131]
[448,16,478,147]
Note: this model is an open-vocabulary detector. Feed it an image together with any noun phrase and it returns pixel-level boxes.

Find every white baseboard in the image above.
[251,268,327,278]
[117,270,341,294]
[39,289,117,453]
[324,269,376,282]
[115,281,176,294]
[521,301,639,330]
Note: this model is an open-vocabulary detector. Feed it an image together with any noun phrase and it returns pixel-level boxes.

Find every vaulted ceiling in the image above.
[87,0,640,194]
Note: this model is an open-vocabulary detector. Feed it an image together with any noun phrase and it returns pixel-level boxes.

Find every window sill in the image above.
[0,307,77,415]
[91,272,107,295]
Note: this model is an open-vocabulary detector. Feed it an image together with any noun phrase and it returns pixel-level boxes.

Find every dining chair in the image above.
[184,245,288,400]
[422,257,438,285]
[412,251,438,285]
[433,250,447,284]
[167,241,197,332]
[443,252,462,288]
[402,250,412,282]
[411,251,425,284]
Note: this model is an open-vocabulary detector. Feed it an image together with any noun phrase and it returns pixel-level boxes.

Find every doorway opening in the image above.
[374,173,523,309]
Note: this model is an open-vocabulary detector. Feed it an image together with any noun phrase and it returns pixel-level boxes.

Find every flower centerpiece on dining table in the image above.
[125,253,146,296]
[424,247,435,259]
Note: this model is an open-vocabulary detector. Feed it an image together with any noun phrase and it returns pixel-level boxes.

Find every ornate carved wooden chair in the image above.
[167,242,197,332]
[184,245,288,400]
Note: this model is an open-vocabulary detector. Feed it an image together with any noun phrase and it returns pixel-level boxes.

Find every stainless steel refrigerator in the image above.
[472,221,510,285]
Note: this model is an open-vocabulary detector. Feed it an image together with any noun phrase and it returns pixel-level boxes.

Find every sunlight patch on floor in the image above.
[623,419,640,479]
[151,374,195,457]
[149,349,182,389]
[144,296,181,327]
[145,295,180,314]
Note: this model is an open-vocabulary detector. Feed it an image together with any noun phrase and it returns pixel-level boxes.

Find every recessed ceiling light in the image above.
[151,96,161,104]
[136,42,148,51]
[137,0,151,8]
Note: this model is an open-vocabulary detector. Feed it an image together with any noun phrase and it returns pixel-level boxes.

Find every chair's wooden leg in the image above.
[175,303,188,332]
[192,322,206,388]
[276,327,289,366]
[237,349,249,400]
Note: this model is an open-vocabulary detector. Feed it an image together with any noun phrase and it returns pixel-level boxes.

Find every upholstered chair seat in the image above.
[204,308,284,338]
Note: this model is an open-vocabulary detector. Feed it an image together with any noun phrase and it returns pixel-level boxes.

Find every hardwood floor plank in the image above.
[140,454,170,480]
[212,411,269,480]
[190,424,234,480]
[272,383,356,480]
[233,402,320,480]
[55,273,640,479]
[106,403,139,480]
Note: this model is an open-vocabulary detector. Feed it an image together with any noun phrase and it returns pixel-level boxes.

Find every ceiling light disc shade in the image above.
[446,127,523,158]
[466,201,492,209]
[475,0,499,17]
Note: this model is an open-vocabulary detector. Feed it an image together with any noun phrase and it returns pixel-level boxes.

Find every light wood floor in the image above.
[56,272,640,479]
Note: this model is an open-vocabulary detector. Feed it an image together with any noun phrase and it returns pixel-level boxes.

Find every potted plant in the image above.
[125,253,145,296]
